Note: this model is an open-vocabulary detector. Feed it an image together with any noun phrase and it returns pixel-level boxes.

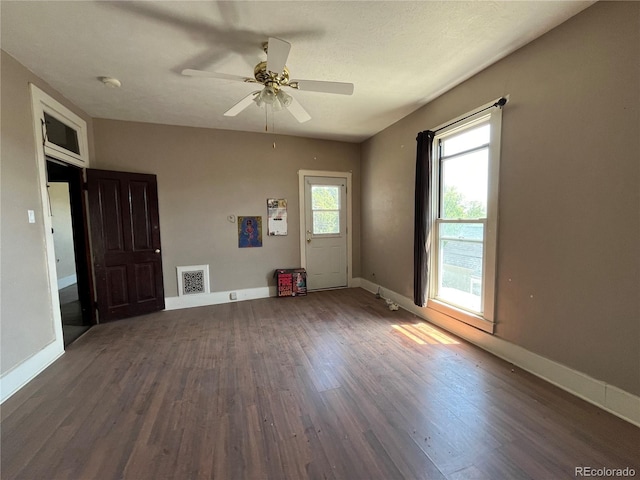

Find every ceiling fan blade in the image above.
[224,91,260,117]
[266,37,291,75]
[292,79,354,96]
[287,97,311,123]
[182,68,250,83]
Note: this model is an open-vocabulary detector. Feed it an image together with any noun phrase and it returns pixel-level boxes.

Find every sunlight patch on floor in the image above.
[391,323,459,345]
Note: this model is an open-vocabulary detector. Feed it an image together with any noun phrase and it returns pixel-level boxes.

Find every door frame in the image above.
[30,84,91,354]
[298,169,353,288]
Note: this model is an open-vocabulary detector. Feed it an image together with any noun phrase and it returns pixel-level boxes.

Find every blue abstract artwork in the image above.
[238,216,263,248]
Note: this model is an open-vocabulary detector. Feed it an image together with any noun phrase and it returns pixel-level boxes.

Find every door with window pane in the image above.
[304,176,347,290]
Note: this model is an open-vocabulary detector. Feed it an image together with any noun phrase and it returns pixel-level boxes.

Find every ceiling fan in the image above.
[182,37,354,123]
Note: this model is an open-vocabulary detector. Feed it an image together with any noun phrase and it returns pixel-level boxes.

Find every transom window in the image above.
[30,84,89,167]
[43,111,80,155]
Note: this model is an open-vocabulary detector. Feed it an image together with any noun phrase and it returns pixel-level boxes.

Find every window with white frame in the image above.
[429,105,502,332]
[30,84,89,167]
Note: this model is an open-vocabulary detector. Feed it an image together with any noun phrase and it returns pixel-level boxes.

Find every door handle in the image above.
[307,238,311,243]
[155,249,161,253]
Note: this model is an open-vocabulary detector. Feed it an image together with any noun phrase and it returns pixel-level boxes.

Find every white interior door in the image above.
[303,176,348,290]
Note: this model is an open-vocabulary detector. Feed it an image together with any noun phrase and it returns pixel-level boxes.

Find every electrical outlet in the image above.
[230,292,237,301]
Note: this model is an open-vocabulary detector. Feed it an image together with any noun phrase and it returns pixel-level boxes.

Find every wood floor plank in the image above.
[1,288,638,479]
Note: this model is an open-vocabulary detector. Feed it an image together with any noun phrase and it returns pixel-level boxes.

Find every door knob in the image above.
[155,249,161,253]
[307,238,311,243]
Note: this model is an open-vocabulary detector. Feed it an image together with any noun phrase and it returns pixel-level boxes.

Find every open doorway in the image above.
[46,160,94,346]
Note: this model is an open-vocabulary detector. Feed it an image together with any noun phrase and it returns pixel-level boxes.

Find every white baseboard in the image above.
[57,274,77,290]
[356,277,640,427]
[165,285,277,311]
[0,340,64,404]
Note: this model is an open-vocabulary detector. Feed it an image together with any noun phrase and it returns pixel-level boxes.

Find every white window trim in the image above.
[427,99,504,334]
[30,84,89,167]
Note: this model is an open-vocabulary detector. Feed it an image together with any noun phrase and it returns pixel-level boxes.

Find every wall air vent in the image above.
[177,265,210,296]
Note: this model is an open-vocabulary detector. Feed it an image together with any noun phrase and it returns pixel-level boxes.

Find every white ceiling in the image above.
[1,1,593,143]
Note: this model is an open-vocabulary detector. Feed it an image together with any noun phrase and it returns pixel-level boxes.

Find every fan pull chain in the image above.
[272,107,276,149]
[263,106,276,148]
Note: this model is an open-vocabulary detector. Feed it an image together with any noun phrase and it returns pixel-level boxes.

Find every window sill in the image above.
[427,299,495,334]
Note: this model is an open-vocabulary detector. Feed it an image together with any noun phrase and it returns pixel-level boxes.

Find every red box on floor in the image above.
[274,268,307,297]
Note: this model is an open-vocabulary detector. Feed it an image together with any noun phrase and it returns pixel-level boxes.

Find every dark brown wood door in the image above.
[87,169,164,322]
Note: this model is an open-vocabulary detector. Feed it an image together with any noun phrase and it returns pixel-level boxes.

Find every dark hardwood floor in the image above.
[1,288,638,479]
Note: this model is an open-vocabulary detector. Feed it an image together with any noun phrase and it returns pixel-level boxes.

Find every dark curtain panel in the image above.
[414,130,435,306]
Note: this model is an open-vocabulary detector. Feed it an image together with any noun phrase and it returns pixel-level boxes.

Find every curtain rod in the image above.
[431,97,508,134]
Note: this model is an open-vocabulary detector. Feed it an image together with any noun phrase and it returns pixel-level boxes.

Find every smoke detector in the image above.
[100,76,121,88]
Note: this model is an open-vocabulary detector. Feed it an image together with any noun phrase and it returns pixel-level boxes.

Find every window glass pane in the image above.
[311,186,339,210]
[44,112,80,154]
[439,222,484,241]
[442,123,490,157]
[441,149,488,219]
[438,223,484,313]
[313,211,339,234]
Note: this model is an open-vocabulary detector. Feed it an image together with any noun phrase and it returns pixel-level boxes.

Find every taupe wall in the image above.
[0,51,94,375]
[361,1,640,395]
[92,120,361,297]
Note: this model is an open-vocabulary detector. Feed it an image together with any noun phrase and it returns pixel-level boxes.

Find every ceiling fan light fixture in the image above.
[183,37,354,124]
[271,97,284,112]
[254,86,293,112]
[254,85,278,107]
[276,90,293,108]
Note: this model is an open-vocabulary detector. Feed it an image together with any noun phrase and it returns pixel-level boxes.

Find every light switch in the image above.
[28,210,36,224]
